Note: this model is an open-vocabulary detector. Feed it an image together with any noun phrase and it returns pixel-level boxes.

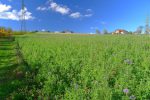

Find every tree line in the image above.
[0,26,13,36]
[96,25,150,35]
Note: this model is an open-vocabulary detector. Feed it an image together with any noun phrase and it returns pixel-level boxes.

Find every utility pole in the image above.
[145,15,150,34]
[21,0,26,34]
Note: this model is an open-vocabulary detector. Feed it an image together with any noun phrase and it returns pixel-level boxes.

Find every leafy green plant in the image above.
[15,34,150,99]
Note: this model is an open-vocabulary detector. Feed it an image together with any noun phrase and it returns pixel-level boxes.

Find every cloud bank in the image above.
[0,2,33,21]
[37,0,93,19]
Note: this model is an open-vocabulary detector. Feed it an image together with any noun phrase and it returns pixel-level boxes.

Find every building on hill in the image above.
[112,29,128,35]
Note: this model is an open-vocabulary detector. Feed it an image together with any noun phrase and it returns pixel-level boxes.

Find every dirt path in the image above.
[0,37,24,99]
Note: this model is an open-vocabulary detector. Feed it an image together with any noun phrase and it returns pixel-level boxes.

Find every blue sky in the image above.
[0,0,150,33]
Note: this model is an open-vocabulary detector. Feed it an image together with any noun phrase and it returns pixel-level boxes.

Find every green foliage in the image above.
[0,27,12,36]
[103,29,109,34]
[13,31,25,35]
[15,34,150,99]
[96,29,101,34]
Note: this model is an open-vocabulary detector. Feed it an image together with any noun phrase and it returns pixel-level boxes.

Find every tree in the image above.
[135,26,143,34]
[96,29,101,34]
[31,30,39,33]
[145,25,150,34]
[145,16,150,34]
[128,31,133,34]
[61,30,74,34]
[0,26,12,37]
[103,29,108,34]
[7,28,12,34]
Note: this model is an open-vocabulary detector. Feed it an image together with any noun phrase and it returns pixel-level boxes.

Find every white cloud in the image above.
[69,8,93,19]
[0,3,11,12]
[70,12,81,18]
[0,8,33,21]
[37,1,93,19]
[90,27,98,30]
[84,14,93,17]
[19,8,34,20]
[0,10,19,20]
[50,2,70,15]
[0,3,33,21]
[37,6,47,11]
[41,29,46,32]
[84,9,93,17]
[86,9,92,12]
[70,12,93,19]
[38,1,70,15]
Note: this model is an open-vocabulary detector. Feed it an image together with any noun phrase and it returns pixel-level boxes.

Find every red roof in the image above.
[115,29,127,33]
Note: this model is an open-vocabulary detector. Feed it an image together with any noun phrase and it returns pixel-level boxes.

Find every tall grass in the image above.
[17,34,150,99]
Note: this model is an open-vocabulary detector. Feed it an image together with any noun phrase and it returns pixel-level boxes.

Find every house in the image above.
[112,29,128,35]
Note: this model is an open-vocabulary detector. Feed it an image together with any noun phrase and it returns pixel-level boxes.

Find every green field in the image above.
[1,34,150,99]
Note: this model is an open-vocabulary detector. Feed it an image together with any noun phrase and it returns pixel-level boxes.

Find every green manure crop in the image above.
[16,34,150,99]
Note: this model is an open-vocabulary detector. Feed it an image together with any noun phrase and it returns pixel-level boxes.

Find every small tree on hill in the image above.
[145,16,150,34]
[103,29,108,34]
[145,25,150,34]
[7,28,12,34]
[128,31,133,34]
[96,29,101,34]
[135,26,143,34]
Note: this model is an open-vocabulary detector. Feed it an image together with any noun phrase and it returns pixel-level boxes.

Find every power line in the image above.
[20,0,26,33]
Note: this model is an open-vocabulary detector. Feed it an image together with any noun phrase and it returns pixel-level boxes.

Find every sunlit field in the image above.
[1,0,150,99]
[8,34,150,99]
